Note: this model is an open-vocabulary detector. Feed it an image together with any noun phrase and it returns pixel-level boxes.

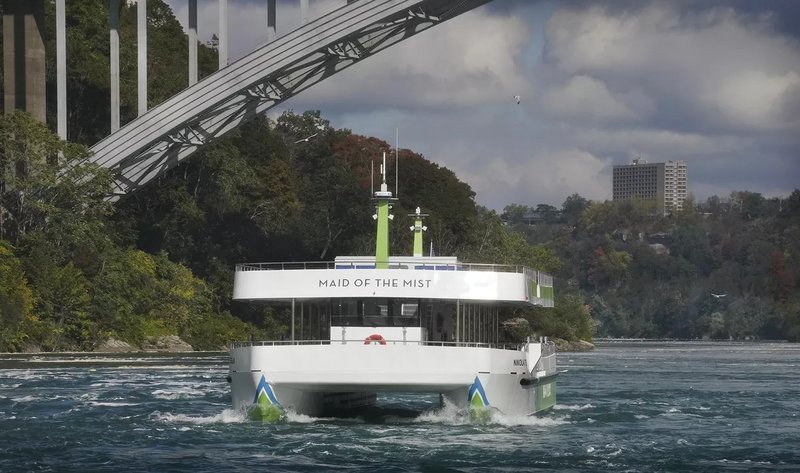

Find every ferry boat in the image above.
[228,154,558,421]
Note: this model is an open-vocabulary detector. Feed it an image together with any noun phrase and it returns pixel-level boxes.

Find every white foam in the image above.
[413,399,567,427]
[89,401,140,407]
[284,409,318,423]
[150,408,247,424]
[489,411,568,427]
[151,388,204,400]
[414,398,469,425]
[11,395,40,402]
[554,403,594,411]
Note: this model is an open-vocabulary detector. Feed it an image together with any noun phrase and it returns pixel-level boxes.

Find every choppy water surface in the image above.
[1,342,799,472]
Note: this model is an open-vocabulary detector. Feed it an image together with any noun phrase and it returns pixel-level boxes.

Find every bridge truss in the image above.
[86,0,490,197]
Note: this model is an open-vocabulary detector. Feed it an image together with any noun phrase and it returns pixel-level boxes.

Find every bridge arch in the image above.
[86,0,490,197]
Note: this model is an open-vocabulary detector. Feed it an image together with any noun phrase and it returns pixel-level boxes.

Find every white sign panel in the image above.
[234,268,531,303]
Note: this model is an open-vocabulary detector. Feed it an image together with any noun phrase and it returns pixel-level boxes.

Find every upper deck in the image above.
[233,256,554,307]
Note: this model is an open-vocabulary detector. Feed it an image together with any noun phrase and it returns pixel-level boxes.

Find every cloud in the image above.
[297,9,533,110]
[541,75,636,122]
[457,149,613,209]
[541,2,800,134]
[572,128,749,157]
[704,70,800,131]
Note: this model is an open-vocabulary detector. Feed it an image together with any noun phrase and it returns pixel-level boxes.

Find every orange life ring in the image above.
[364,334,387,345]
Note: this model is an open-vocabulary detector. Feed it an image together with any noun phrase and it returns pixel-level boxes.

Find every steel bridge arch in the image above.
[87,0,490,197]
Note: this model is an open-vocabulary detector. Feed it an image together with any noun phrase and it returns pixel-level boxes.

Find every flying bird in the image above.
[294,132,318,144]
[514,95,521,105]
[711,293,727,299]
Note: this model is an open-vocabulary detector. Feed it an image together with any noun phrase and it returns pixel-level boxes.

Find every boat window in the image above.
[329,298,423,327]
[401,303,418,317]
[362,299,389,318]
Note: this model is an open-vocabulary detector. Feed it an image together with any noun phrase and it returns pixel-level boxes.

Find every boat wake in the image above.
[414,399,567,427]
[150,408,247,424]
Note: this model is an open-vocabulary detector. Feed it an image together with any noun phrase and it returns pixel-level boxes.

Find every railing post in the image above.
[455,299,460,344]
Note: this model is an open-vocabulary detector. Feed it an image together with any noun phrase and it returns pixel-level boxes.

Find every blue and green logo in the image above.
[250,375,284,422]
[468,376,492,422]
[468,376,489,408]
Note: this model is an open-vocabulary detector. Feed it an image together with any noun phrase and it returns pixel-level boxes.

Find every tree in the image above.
[731,191,764,221]
[0,240,35,351]
[0,111,113,248]
[562,194,589,225]
[501,204,530,226]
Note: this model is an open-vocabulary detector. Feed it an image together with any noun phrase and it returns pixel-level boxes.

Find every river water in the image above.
[1,342,798,472]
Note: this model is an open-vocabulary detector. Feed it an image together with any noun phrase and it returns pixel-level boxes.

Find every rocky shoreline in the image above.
[13,335,198,354]
[553,338,595,352]
[95,335,195,353]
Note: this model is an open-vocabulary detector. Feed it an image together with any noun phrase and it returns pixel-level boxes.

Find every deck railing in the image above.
[236,261,528,273]
[229,339,525,350]
[537,340,557,374]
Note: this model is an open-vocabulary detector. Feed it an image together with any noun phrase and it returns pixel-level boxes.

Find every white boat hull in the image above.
[229,341,557,417]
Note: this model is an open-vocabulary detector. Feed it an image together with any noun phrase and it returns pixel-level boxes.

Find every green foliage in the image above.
[513,192,800,341]
[536,293,594,342]
[0,240,36,351]
[87,248,219,347]
[466,207,561,273]
[184,311,258,351]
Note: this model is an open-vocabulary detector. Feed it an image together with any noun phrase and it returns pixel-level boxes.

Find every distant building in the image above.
[612,159,687,214]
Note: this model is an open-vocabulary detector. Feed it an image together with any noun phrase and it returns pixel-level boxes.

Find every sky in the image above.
[164,0,800,210]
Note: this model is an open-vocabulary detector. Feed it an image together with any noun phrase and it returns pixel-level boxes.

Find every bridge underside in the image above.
[85,0,491,197]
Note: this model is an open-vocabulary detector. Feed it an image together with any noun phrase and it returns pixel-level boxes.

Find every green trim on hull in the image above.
[534,379,557,412]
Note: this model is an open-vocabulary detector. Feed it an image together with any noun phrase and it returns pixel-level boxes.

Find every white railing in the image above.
[236,261,528,273]
[229,339,524,350]
[536,340,557,374]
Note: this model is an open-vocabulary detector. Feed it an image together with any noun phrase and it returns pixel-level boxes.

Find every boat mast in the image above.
[408,207,428,257]
[373,152,396,268]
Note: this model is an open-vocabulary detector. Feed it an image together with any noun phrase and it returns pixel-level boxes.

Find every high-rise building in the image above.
[612,159,688,214]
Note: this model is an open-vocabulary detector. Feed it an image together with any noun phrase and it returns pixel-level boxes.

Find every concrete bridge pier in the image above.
[2,0,46,122]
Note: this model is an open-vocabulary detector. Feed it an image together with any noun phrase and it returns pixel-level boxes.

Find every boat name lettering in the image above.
[316,278,432,289]
[513,359,527,366]
[373,278,433,288]
[403,279,432,288]
[319,278,355,287]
